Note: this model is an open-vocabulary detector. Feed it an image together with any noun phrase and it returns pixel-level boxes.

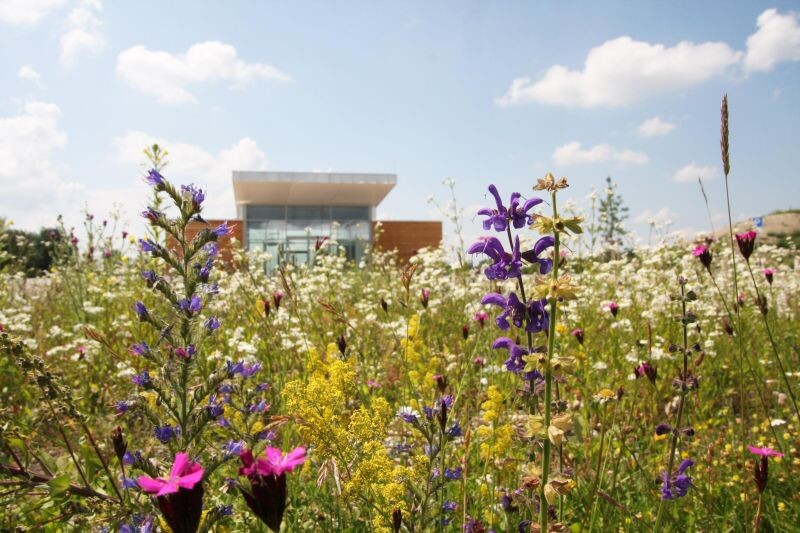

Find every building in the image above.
[187,171,441,269]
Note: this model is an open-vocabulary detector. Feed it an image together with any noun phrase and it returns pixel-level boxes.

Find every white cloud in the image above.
[59,0,104,68]
[637,116,675,137]
[635,207,677,225]
[671,163,718,183]
[744,9,800,72]
[0,0,66,25]
[497,36,740,108]
[553,141,649,166]
[0,100,88,228]
[116,41,291,104]
[18,65,44,88]
[113,131,270,218]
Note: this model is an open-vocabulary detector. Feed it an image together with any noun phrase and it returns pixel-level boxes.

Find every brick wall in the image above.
[374,220,442,263]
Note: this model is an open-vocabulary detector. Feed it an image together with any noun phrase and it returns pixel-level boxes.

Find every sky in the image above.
[1,0,799,246]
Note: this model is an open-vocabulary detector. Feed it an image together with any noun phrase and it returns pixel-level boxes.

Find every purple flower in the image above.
[154,424,179,444]
[241,363,262,378]
[195,259,213,283]
[481,292,549,334]
[207,395,225,418]
[141,207,163,224]
[181,183,205,210]
[442,500,458,511]
[213,222,233,237]
[420,288,431,309]
[226,360,245,376]
[634,361,657,384]
[132,371,151,387]
[139,239,160,255]
[447,422,462,438]
[141,270,158,286]
[444,467,462,480]
[571,328,584,345]
[179,295,202,315]
[122,451,140,466]
[204,241,219,258]
[134,301,148,320]
[122,476,139,489]
[129,341,150,356]
[468,236,522,280]
[224,440,245,458]
[477,184,542,231]
[249,400,269,413]
[204,316,220,332]
[520,236,555,274]
[492,337,529,373]
[174,345,196,359]
[115,400,134,415]
[144,169,166,188]
[661,459,694,500]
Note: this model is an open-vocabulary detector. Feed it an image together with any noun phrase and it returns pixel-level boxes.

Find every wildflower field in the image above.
[1,112,799,532]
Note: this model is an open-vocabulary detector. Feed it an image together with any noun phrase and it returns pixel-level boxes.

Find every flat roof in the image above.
[233,171,396,207]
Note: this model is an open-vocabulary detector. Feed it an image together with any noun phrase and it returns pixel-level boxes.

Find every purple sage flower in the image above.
[520,236,555,274]
[477,184,542,231]
[661,459,694,500]
[468,236,522,280]
[492,337,529,373]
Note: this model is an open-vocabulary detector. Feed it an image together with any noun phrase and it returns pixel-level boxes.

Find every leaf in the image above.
[47,474,71,497]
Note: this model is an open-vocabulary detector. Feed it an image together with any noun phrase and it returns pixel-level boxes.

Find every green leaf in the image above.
[47,474,71,497]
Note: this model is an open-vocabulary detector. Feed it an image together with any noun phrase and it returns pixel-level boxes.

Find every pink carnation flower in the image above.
[138,452,204,496]
[747,445,783,458]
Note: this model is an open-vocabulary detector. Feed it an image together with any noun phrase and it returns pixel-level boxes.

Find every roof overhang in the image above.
[233,171,396,207]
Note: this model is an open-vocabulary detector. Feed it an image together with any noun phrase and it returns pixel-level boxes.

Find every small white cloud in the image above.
[637,116,676,137]
[18,65,44,88]
[635,207,677,225]
[116,41,292,105]
[553,141,649,166]
[497,36,740,108]
[113,131,270,218]
[671,163,718,183]
[0,0,66,25]
[744,9,800,72]
[59,0,105,68]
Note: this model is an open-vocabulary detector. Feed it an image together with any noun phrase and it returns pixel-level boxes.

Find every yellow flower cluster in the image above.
[283,346,424,531]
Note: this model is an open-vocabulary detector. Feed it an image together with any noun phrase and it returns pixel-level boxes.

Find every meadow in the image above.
[1,108,798,532]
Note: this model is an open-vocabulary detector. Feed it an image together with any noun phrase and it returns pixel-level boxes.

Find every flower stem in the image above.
[539,190,560,532]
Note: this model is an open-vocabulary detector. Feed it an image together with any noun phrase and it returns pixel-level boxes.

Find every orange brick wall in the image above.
[374,221,442,262]
[169,219,243,265]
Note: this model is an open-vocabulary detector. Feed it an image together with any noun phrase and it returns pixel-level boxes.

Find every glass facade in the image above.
[245,205,371,270]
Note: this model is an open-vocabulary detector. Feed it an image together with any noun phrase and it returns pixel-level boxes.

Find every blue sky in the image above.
[1,1,799,244]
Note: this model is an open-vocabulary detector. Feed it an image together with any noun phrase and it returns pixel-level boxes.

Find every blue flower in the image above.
[178,295,202,315]
[129,341,150,356]
[134,301,148,320]
[446,422,462,438]
[122,476,138,489]
[444,467,462,480]
[154,424,179,444]
[181,183,205,210]
[141,270,158,286]
[131,371,150,387]
[115,400,134,415]
[204,316,220,332]
[241,363,261,378]
[661,458,694,500]
[144,169,166,188]
[223,440,245,457]
[138,239,160,255]
[442,500,458,511]
[203,242,219,258]
[213,221,232,237]
[207,394,225,418]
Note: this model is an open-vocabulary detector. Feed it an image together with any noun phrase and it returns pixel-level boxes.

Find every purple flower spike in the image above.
[134,301,148,320]
[661,458,694,500]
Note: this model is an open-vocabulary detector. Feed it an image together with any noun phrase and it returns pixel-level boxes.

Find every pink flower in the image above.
[692,245,713,270]
[239,447,306,477]
[747,445,783,458]
[762,268,775,285]
[138,452,204,497]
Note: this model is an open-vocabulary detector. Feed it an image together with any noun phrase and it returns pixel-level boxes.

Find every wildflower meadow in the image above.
[1,98,798,533]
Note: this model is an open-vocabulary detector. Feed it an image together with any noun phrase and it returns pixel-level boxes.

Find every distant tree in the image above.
[0,224,66,276]
[597,176,629,253]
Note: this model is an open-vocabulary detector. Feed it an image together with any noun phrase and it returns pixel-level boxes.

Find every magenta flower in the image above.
[747,446,783,458]
[762,268,775,285]
[138,452,204,533]
[735,230,757,261]
[138,453,204,496]
[570,328,584,345]
[606,301,619,318]
[692,245,713,271]
[420,288,431,309]
[749,445,783,493]
[239,447,307,531]
[473,311,489,328]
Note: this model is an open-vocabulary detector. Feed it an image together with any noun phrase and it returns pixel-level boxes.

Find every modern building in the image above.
[187,171,442,269]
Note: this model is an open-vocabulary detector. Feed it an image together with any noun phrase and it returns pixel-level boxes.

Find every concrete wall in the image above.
[374,221,442,263]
